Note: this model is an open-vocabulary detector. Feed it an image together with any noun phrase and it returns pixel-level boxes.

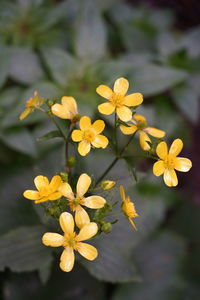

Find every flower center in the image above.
[110,93,124,107]
[83,129,95,142]
[164,155,175,169]
[69,196,84,211]
[122,198,138,219]
[137,121,147,130]
[63,232,77,248]
[26,98,35,108]
[39,186,52,197]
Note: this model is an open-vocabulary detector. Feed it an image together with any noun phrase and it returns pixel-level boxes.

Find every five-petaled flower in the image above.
[42,212,98,272]
[71,116,109,156]
[51,96,78,121]
[153,139,192,187]
[58,173,106,228]
[23,175,62,203]
[120,186,138,230]
[120,114,165,151]
[96,77,143,122]
[19,91,44,120]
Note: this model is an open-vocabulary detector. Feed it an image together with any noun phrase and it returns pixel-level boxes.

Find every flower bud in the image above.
[59,172,68,182]
[101,180,116,190]
[101,222,112,233]
[66,156,76,168]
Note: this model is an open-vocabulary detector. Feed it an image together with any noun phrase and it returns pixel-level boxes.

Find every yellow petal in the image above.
[34,175,49,191]
[163,169,178,187]
[153,160,165,176]
[124,93,143,107]
[61,96,78,116]
[113,77,129,95]
[76,222,98,242]
[133,114,146,123]
[120,185,126,202]
[120,124,137,135]
[77,242,98,261]
[42,232,64,247]
[92,135,109,148]
[78,140,91,156]
[49,175,62,191]
[156,141,168,159]
[59,212,74,234]
[19,108,32,120]
[174,157,192,172]
[96,85,113,99]
[83,196,106,209]
[23,190,40,200]
[145,127,165,138]
[51,104,71,119]
[169,139,183,157]
[48,192,62,200]
[60,247,75,272]
[76,173,91,197]
[79,116,91,131]
[129,218,137,231]
[116,106,132,122]
[139,131,151,151]
[98,102,115,115]
[92,120,105,134]
[71,130,83,142]
[58,182,74,199]
[75,205,90,229]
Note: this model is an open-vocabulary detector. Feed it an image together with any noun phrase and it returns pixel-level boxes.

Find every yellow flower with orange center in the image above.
[51,96,78,120]
[153,139,192,187]
[120,186,138,230]
[96,77,143,122]
[42,212,98,272]
[23,175,62,203]
[58,173,106,229]
[120,114,166,151]
[19,91,44,120]
[71,116,109,156]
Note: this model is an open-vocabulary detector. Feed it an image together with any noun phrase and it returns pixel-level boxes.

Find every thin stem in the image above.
[114,112,118,155]
[48,113,68,140]
[104,211,121,217]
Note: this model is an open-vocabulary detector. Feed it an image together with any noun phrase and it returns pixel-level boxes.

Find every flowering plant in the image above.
[20,77,192,273]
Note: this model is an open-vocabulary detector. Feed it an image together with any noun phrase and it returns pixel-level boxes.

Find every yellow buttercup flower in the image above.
[153,139,192,187]
[23,175,62,203]
[19,91,44,120]
[42,212,98,272]
[120,114,165,151]
[59,173,106,229]
[120,186,138,230]
[71,116,109,156]
[96,77,143,122]
[51,96,78,120]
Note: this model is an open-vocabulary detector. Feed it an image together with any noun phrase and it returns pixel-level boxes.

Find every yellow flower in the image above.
[120,186,138,230]
[51,96,78,120]
[71,116,109,156]
[120,114,165,151]
[59,173,106,229]
[19,91,44,120]
[101,180,116,190]
[23,175,62,203]
[42,212,98,272]
[96,77,143,122]
[153,139,192,187]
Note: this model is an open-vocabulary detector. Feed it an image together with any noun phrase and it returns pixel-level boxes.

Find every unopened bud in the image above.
[59,172,68,182]
[47,99,55,107]
[66,156,76,168]
[101,222,112,233]
[101,180,116,190]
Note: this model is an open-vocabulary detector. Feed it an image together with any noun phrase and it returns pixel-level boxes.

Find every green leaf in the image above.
[0,226,52,272]
[37,130,63,142]
[112,233,185,300]
[41,47,79,87]
[172,84,199,124]
[0,127,38,157]
[0,46,11,88]
[74,0,107,62]
[183,26,200,58]
[9,47,44,84]
[128,64,188,96]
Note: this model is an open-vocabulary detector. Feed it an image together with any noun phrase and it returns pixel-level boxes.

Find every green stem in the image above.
[48,112,68,140]
[104,211,121,217]
[114,112,118,155]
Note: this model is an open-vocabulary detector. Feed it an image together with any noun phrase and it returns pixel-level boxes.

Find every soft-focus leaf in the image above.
[128,64,188,96]
[183,26,200,58]
[9,47,44,84]
[0,226,52,272]
[0,46,11,88]
[37,130,63,142]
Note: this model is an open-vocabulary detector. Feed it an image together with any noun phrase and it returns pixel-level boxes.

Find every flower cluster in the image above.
[20,76,192,272]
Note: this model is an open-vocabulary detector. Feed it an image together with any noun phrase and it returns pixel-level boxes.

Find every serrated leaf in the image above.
[0,226,52,272]
[128,64,188,96]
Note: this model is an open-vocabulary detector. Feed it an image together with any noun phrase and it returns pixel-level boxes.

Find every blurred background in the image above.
[0,0,200,299]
